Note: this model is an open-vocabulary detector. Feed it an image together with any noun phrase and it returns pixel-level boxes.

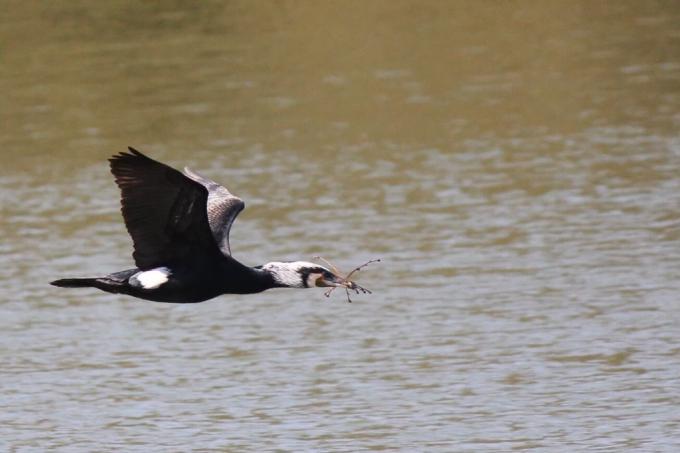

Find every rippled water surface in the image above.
[2,1,680,451]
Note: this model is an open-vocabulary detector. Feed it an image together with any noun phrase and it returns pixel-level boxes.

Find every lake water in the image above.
[1,1,680,451]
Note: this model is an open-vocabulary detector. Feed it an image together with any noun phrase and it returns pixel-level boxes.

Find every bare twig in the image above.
[345,259,381,280]
[314,256,381,303]
[313,256,342,276]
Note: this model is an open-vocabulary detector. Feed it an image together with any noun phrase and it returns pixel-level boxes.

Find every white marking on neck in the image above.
[261,261,320,288]
[134,267,171,289]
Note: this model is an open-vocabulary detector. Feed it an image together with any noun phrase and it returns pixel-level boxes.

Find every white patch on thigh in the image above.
[132,267,171,289]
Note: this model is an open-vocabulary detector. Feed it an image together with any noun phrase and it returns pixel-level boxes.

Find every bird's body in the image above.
[51,148,360,303]
[55,262,276,303]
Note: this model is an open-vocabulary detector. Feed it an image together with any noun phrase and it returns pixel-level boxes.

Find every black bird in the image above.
[51,148,359,303]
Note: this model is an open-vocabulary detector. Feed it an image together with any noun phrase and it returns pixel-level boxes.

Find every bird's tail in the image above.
[50,270,135,295]
[50,277,99,288]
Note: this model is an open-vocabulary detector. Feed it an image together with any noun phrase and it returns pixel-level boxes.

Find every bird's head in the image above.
[258,261,350,289]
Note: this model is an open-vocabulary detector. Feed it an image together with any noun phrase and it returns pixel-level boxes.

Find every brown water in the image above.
[2,1,680,451]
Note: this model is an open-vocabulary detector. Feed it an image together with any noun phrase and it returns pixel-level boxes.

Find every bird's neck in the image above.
[249,266,283,289]
[215,259,279,294]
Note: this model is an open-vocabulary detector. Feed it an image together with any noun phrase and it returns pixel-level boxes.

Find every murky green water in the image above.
[2,1,680,451]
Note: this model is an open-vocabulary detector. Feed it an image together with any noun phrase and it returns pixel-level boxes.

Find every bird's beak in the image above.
[316,273,353,288]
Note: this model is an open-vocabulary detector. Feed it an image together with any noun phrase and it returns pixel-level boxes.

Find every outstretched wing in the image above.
[109,147,222,270]
[183,167,245,256]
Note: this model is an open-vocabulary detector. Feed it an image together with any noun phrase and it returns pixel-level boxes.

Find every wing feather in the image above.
[183,166,245,256]
[109,147,221,270]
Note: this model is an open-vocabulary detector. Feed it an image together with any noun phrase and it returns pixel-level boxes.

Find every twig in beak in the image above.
[313,256,342,275]
[345,259,381,281]
[314,257,381,303]
[345,287,353,303]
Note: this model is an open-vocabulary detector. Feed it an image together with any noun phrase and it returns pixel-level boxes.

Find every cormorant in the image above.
[51,148,367,303]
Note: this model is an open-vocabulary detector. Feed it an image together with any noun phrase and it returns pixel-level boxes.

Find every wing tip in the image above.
[108,147,153,171]
[109,146,144,160]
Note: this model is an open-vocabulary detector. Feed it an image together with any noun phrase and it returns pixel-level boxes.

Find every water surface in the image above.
[1,1,680,451]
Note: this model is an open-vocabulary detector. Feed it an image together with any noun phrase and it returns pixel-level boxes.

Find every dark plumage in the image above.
[51,148,353,303]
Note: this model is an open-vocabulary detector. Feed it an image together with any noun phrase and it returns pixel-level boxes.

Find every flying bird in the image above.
[51,148,373,303]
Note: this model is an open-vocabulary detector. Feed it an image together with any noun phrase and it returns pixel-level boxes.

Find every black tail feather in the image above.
[51,270,136,295]
[50,278,99,288]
